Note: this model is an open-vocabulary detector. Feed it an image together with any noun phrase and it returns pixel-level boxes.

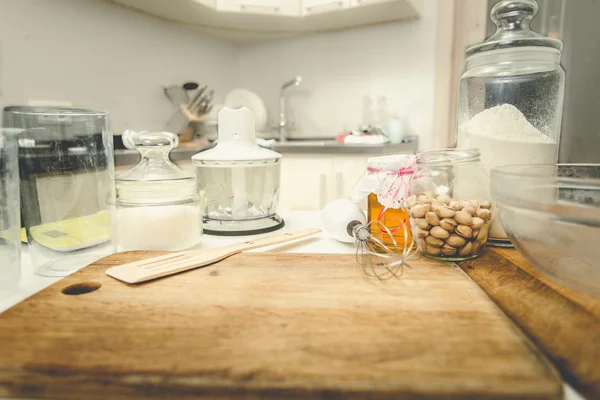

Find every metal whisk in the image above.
[323,199,417,280]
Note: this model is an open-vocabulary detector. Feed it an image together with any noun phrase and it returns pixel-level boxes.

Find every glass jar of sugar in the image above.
[113,131,202,252]
[456,0,565,247]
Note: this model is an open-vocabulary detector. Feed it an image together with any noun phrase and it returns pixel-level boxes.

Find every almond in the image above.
[459,242,474,256]
[436,206,456,218]
[415,218,430,230]
[454,211,473,225]
[418,194,433,204]
[449,200,464,211]
[430,226,450,239]
[425,212,440,226]
[456,224,473,239]
[476,208,492,221]
[410,204,430,218]
[436,194,451,204]
[463,206,476,216]
[415,227,429,238]
[442,243,457,256]
[471,217,484,229]
[446,234,466,247]
[439,218,458,231]
[468,200,480,209]
[407,195,418,208]
[425,235,444,247]
[426,245,442,256]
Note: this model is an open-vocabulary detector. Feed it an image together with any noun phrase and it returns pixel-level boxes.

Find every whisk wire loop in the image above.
[353,218,417,280]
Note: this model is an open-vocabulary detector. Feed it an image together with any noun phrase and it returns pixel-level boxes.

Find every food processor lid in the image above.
[116,131,195,198]
[466,0,562,57]
[192,107,281,166]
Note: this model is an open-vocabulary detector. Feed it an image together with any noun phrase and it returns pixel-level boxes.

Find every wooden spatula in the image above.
[106,228,321,284]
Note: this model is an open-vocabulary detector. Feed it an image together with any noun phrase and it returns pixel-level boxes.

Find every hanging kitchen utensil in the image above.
[183,82,199,91]
[106,228,321,283]
[188,85,207,108]
[164,85,189,106]
[193,89,214,116]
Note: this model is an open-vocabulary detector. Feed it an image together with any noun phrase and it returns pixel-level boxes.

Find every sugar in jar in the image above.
[113,131,202,251]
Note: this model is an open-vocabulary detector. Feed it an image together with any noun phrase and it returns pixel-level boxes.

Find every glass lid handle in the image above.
[133,131,174,160]
[491,0,537,33]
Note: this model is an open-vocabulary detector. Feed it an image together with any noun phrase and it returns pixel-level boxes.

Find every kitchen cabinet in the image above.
[109,0,420,43]
[331,154,369,200]
[301,0,349,16]
[278,153,373,211]
[279,154,334,211]
[349,0,390,7]
[217,0,299,16]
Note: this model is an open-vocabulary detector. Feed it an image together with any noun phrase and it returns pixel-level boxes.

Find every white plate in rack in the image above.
[224,89,268,132]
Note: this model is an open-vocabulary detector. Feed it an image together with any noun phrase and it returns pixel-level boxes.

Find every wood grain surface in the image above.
[0,252,561,400]
[458,248,600,399]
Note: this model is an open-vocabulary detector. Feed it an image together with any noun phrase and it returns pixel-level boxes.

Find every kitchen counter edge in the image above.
[114,140,418,166]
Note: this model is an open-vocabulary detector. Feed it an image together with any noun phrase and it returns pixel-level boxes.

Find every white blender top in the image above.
[192,107,281,166]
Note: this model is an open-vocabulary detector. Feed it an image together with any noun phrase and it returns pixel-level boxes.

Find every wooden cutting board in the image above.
[458,248,600,399]
[0,252,562,400]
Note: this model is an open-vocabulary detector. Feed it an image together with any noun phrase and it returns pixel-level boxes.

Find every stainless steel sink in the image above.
[274,140,339,147]
[263,137,418,155]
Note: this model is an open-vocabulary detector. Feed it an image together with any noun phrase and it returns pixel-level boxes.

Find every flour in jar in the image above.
[458,104,558,238]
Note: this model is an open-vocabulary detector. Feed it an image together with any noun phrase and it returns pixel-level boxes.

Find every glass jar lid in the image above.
[466,0,562,57]
[116,131,196,204]
[417,148,481,167]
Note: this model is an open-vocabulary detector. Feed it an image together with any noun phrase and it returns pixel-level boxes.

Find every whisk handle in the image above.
[347,220,364,237]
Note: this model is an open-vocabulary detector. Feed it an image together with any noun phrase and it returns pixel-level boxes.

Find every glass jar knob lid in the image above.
[466,0,562,56]
[116,131,194,183]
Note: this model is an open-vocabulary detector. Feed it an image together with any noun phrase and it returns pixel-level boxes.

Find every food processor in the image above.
[192,107,283,236]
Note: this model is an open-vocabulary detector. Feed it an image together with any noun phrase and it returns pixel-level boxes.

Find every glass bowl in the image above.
[491,164,600,296]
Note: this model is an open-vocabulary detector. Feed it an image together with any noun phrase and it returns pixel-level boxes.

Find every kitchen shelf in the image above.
[108,0,421,43]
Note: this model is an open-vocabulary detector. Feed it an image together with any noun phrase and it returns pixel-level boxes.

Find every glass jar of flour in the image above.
[113,131,202,252]
[456,0,565,247]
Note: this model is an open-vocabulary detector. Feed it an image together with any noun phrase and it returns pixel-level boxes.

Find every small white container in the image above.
[113,132,202,252]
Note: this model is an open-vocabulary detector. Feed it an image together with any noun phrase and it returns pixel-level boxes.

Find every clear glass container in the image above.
[195,163,281,234]
[3,107,113,277]
[409,149,493,261]
[113,131,202,252]
[456,0,565,246]
[0,129,21,291]
[193,107,283,236]
[351,154,416,253]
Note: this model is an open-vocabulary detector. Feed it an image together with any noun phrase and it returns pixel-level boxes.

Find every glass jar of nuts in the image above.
[408,148,493,261]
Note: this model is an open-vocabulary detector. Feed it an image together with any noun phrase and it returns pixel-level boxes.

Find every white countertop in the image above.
[0,211,586,400]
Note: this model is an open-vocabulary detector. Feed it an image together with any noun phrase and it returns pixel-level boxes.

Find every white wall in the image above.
[0,0,238,133]
[0,0,443,148]
[237,0,439,148]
